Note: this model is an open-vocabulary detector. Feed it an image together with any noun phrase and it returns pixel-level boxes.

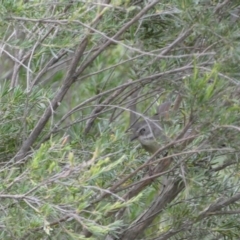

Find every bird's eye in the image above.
[139,128,146,135]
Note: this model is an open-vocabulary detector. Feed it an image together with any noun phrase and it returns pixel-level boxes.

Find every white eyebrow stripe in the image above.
[144,133,155,139]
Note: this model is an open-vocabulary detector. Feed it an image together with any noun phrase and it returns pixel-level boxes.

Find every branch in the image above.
[156,193,240,240]
[118,178,185,240]
[84,85,129,134]
[12,37,88,163]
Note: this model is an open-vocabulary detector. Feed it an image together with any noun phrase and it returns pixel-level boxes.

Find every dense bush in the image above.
[0,1,240,239]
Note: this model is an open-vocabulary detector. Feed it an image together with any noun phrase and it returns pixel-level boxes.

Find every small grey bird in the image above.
[130,118,167,154]
[128,98,172,154]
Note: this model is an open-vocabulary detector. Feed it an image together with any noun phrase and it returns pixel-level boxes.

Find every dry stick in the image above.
[65,88,163,132]
[110,85,162,125]
[127,86,162,130]
[109,85,140,123]
[146,27,194,68]
[126,85,166,130]
[127,83,141,127]
[30,49,68,89]
[11,0,161,164]
[10,26,55,88]
[214,0,231,14]
[11,46,24,87]
[77,49,214,82]
[119,178,185,240]
[172,93,182,111]
[84,47,128,134]
[84,85,130,134]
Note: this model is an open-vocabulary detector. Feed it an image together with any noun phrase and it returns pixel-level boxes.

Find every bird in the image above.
[129,99,171,154]
[130,117,170,178]
[130,118,168,154]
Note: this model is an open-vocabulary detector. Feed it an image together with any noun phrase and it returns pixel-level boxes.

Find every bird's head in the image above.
[130,120,164,145]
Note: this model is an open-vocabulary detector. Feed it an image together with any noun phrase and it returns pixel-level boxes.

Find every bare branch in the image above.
[118,178,185,240]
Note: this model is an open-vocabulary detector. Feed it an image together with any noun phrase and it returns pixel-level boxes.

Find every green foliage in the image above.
[0,0,240,239]
[0,83,51,159]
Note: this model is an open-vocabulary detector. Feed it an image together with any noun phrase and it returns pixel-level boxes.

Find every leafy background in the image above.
[0,0,240,239]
